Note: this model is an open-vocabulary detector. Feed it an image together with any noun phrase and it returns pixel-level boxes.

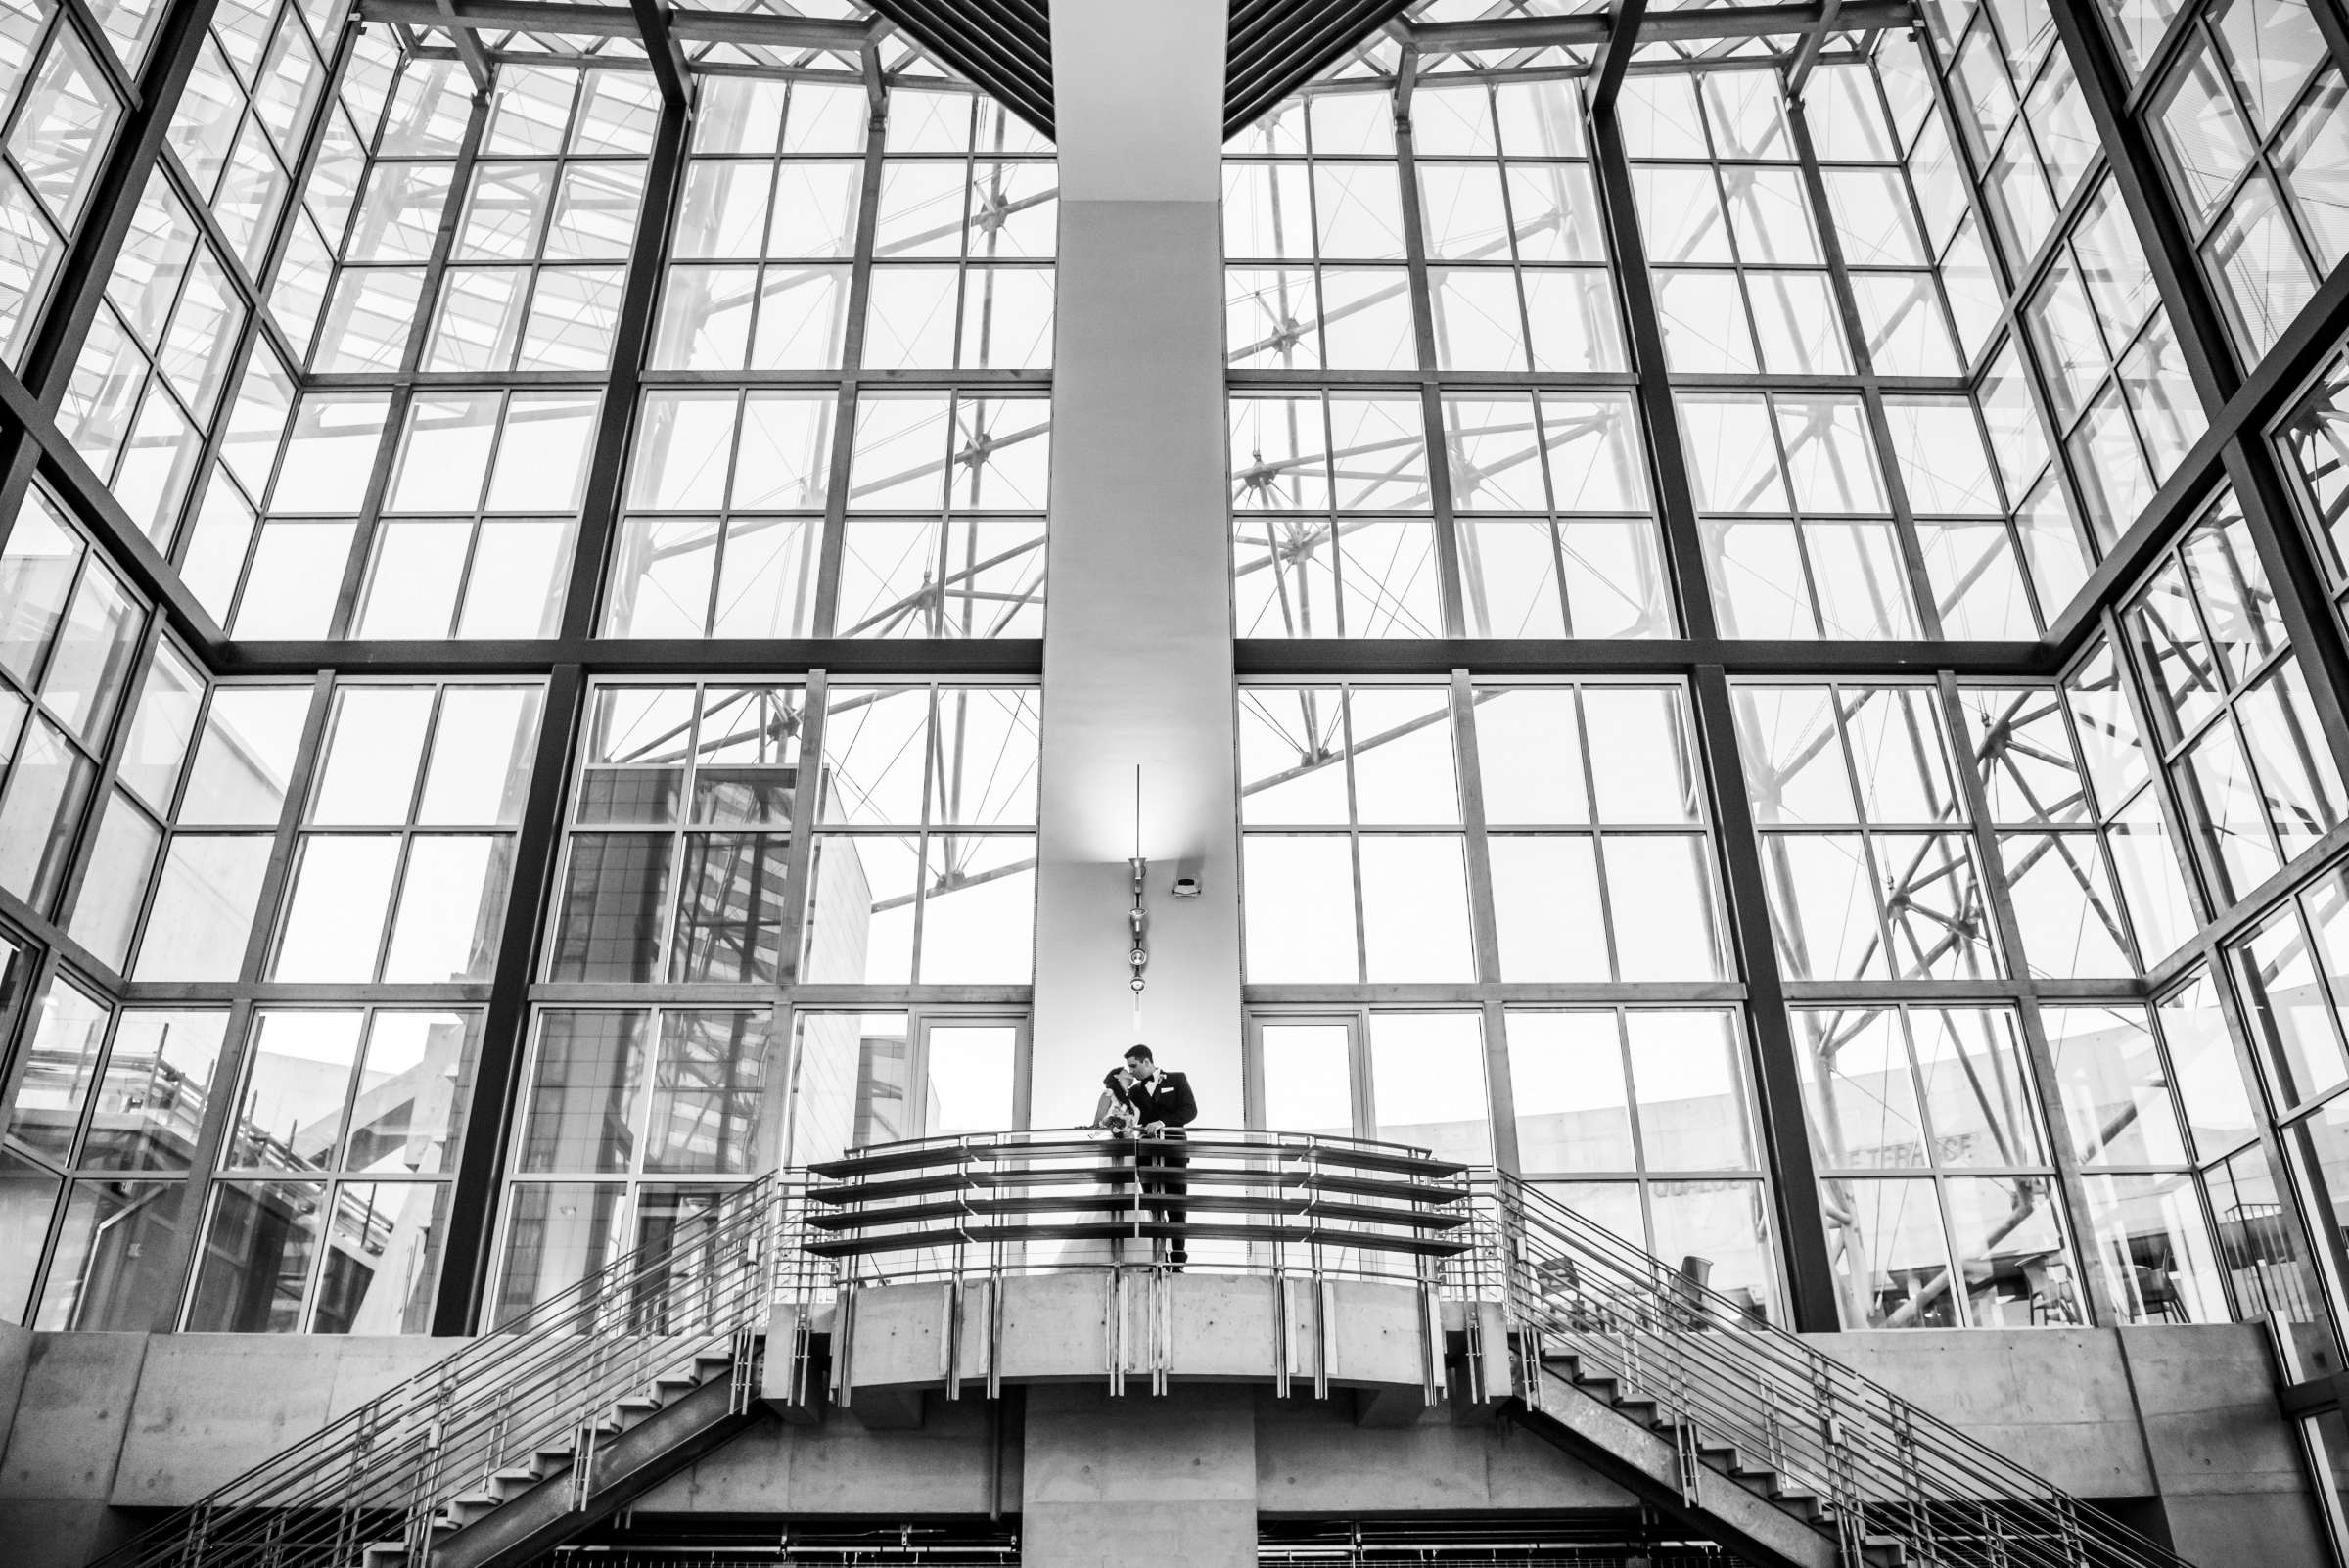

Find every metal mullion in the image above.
[1934,669,2119,1322]
[1447,669,1517,1172]
[1822,685,1908,982]
[1689,663,1839,1327]
[1589,98,1718,642]
[1615,1006,1654,1184]
[2220,439,2349,806]
[46,615,169,950]
[131,991,254,1333]
[1568,684,1626,981]
[807,102,889,639]
[2257,1041,2349,1345]
[1392,96,1469,638]
[145,139,309,382]
[16,0,225,403]
[1782,95,1947,641]
[2049,0,2238,412]
[1891,1007,1980,1328]
[0,945,71,1183]
[431,661,581,1332]
[556,80,687,642]
[293,1005,381,1332]
[231,671,336,992]
[1335,686,1371,987]
[701,392,753,635]
[769,668,827,1001]
[251,10,363,304]
[327,95,494,637]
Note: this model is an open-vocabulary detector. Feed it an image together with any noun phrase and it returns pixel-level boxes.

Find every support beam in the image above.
[434,0,495,93]
[1691,667,1843,1332]
[1587,0,1645,117]
[434,664,584,1333]
[629,0,690,108]
[357,0,875,50]
[1399,0,1911,56]
[1781,0,1844,98]
[1033,0,1242,1129]
[558,87,691,641]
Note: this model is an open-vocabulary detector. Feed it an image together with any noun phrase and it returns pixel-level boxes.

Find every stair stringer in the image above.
[391,1364,769,1568]
[1508,1364,1849,1568]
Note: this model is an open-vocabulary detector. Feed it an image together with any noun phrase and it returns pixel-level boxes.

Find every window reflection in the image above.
[497,1006,773,1322]
[1798,1004,2077,1328]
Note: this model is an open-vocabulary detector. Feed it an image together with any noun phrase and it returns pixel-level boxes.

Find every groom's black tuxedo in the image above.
[1104,1068,1197,1129]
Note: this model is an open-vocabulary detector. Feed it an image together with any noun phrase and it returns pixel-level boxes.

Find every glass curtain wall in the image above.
[0,2,1049,1335]
[9,0,2349,1357]
[1226,0,2326,1340]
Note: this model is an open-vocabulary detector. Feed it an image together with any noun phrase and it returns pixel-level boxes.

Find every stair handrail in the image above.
[1469,1172,2198,1568]
[91,1172,813,1568]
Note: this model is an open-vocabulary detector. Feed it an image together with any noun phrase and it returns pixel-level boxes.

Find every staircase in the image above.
[1461,1173,2198,1568]
[91,1176,809,1568]
[77,1158,2207,1568]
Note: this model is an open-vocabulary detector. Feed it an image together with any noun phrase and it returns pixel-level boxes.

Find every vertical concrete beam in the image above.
[1032,2,1241,1129]
[1022,1385,1257,1568]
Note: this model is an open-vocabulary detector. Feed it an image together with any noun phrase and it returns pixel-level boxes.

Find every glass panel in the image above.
[1508,1012,1634,1173]
[2045,1005,2188,1166]
[924,1024,1016,1138]
[644,1011,772,1174]
[1824,1176,1957,1328]
[519,1011,646,1174]
[2080,1171,2228,1323]
[35,1178,183,1330]
[1627,1010,1753,1172]
[83,1011,226,1172]
[1258,1022,1354,1137]
[1368,1012,1489,1164]
[313,1180,447,1334]
[1796,1007,1926,1171]
[1947,1175,2073,1325]
[186,1178,322,1332]
[345,1012,474,1175]
[491,1179,622,1326]
[1,983,112,1164]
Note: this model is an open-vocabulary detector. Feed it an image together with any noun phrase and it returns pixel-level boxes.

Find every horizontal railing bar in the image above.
[805,1191,1471,1232]
[811,1162,1471,1207]
[807,1128,1465,1180]
[810,1219,1474,1260]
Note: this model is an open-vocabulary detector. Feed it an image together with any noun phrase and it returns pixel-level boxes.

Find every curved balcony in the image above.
[802,1126,1473,1282]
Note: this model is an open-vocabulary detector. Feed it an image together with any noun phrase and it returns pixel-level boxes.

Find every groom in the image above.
[1103,1045,1197,1268]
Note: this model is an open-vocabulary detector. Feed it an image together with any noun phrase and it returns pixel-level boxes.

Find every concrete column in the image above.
[1021,1385,1258,1568]
[1032,3,1241,1130]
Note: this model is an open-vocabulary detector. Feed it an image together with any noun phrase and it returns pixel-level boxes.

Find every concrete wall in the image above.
[0,1323,2324,1568]
[0,1333,448,1568]
[1815,1324,2328,1567]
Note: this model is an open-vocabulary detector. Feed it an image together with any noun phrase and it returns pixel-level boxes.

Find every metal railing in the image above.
[1456,1173,2197,1568]
[91,1174,812,1568]
[803,1126,1474,1284]
[71,1146,2210,1568]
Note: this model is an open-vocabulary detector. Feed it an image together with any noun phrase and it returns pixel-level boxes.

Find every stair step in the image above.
[361,1545,406,1568]
[653,1374,703,1402]
[494,1461,553,1490]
